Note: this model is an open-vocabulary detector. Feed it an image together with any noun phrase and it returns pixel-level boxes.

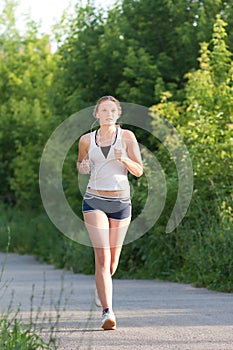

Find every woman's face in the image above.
[96,100,119,126]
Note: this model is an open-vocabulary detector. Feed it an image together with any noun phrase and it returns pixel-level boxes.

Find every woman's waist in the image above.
[87,173,129,193]
[86,188,130,198]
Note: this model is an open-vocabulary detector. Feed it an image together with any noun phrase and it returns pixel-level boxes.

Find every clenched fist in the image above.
[114,147,124,161]
[77,158,91,174]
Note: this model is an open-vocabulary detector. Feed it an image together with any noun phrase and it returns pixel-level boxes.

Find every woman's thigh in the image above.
[83,210,110,248]
[109,217,131,248]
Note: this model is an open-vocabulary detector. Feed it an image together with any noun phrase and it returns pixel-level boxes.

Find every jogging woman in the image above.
[77,96,143,330]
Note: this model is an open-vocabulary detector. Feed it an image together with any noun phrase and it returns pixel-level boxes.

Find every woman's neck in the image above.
[99,125,116,135]
[97,125,117,146]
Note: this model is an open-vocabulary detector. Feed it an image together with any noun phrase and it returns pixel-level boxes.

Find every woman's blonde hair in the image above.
[93,95,122,118]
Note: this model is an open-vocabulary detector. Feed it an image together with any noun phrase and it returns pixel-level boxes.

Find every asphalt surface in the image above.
[0,253,232,350]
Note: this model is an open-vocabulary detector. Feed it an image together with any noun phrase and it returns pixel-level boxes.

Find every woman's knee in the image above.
[94,249,111,271]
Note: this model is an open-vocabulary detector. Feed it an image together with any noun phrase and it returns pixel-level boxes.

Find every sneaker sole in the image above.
[102,318,116,330]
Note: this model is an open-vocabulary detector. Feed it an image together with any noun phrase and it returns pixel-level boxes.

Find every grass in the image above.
[0,315,56,350]
[0,291,58,349]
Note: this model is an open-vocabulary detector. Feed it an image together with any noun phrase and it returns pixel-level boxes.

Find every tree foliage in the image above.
[119,0,233,101]
[151,13,232,207]
[0,0,57,206]
[148,14,232,290]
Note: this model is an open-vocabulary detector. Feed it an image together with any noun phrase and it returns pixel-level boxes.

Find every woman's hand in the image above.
[114,147,124,161]
[77,158,90,174]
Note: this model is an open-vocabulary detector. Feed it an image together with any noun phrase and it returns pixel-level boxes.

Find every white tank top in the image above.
[87,128,130,191]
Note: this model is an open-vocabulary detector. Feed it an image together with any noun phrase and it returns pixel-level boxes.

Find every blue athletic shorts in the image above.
[82,192,131,220]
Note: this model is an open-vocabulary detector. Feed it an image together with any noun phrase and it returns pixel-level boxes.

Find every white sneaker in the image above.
[101,310,116,330]
[94,288,102,308]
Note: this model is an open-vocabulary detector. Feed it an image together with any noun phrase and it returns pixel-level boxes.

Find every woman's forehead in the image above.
[99,100,117,108]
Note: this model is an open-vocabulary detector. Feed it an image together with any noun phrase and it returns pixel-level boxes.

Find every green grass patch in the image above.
[0,316,56,350]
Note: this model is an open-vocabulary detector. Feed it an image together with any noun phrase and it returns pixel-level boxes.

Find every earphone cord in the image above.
[90,118,99,132]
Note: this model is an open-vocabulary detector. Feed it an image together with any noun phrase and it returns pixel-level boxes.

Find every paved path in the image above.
[0,253,232,350]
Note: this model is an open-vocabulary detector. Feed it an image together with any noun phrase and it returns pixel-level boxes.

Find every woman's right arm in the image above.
[77,134,91,174]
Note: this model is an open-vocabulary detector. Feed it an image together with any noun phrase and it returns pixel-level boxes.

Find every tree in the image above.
[184,14,232,199]
[150,13,232,207]
[53,3,106,117]
[116,45,158,105]
[0,0,57,206]
[120,0,233,100]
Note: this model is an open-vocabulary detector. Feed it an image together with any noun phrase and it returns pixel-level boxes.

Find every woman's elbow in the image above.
[135,166,143,177]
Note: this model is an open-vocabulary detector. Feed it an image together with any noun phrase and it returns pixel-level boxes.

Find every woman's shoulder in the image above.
[121,128,137,140]
[79,132,91,146]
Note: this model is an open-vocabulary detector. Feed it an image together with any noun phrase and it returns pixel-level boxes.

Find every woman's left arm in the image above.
[114,130,143,177]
